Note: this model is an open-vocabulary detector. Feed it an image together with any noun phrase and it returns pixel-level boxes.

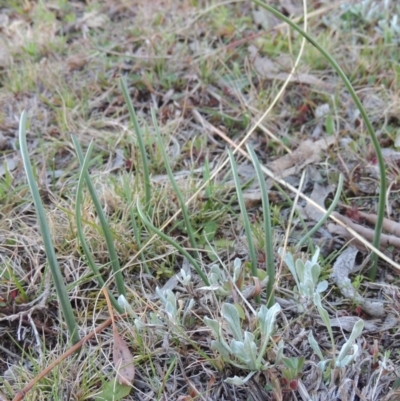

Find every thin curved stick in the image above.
[123,0,309,274]
[12,315,126,401]
[121,2,398,274]
[249,0,386,279]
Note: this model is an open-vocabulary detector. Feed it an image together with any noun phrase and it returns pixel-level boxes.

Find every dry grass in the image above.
[1,0,400,400]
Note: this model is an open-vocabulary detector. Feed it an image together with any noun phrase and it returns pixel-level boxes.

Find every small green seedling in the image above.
[281,247,328,312]
[204,302,281,385]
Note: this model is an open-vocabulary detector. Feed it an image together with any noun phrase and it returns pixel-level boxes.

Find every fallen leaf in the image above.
[281,0,302,15]
[113,331,135,385]
[361,91,386,122]
[252,54,279,77]
[249,46,332,89]
[302,183,335,221]
[243,188,281,208]
[82,11,109,29]
[331,246,384,317]
[251,9,280,30]
[242,189,262,208]
[67,54,88,71]
[267,72,331,88]
[318,315,398,333]
[268,137,336,178]
[0,156,18,177]
[108,148,125,172]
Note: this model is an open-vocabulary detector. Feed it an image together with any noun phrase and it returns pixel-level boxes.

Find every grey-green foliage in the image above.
[118,295,139,320]
[283,248,365,375]
[335,0,400,42]
[204,302,281,384]
[119,287,196,339]
[156,287,195,326]
[335,319,364,368]
[281,247,327,311]
[313,292,335,347]
[200,258,242,296]
[177,268,192,287]
[308,318,364,374]
[246,144,275,306]
[311,293,364,375]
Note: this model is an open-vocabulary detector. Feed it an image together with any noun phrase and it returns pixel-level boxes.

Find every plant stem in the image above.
[249,0,386,279]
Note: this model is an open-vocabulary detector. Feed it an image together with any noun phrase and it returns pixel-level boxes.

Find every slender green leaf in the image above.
[120,77,151,211]
[247,145,275,306]
[204,156,213,198]
[249,0,386,279]
[122,175,150,275]
[151,108,199,260]
[228,150,260,303]
[136,201,209,285]
[73,139,126,297]
[19,111,79,344]
[72,136,122,313]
